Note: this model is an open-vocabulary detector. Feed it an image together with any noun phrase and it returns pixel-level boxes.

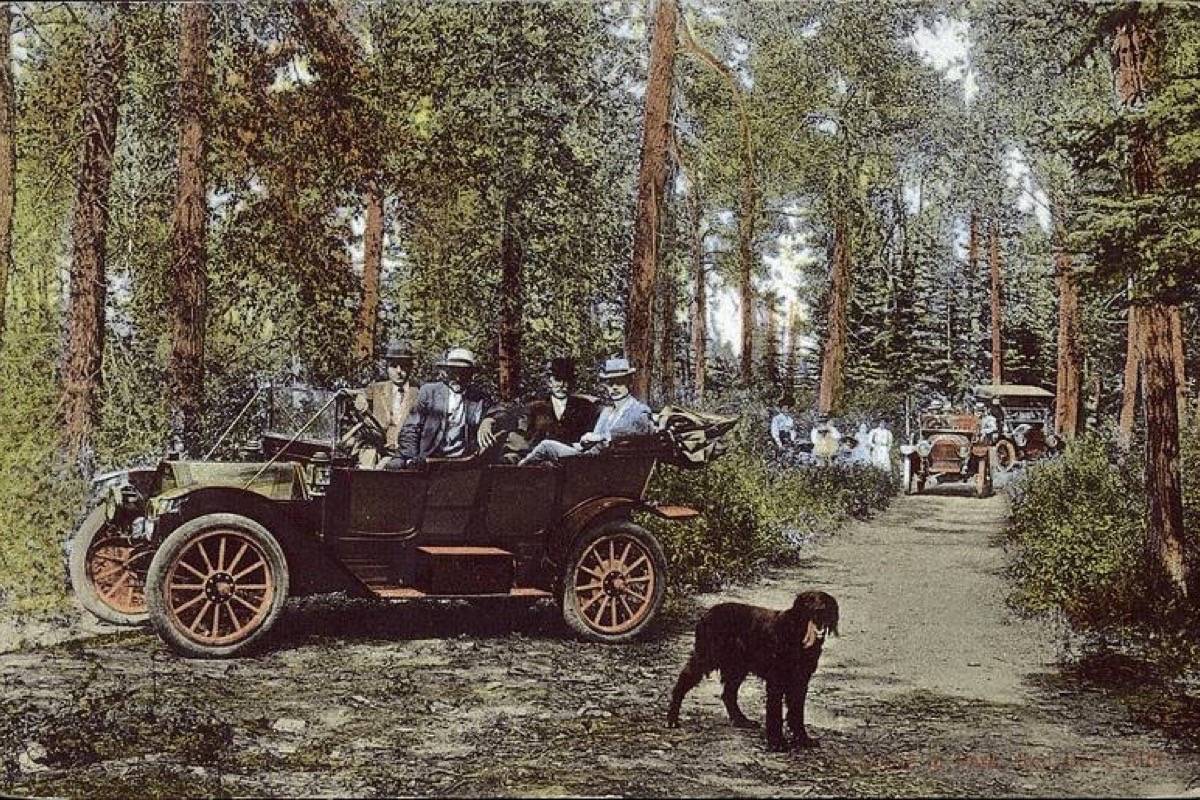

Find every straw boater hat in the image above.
[435,347,477,370]
[382,340,416,364]
[597,357,636,380]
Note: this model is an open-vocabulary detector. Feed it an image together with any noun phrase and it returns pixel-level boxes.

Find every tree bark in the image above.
[168,0,210,454]
[1142,303,1190,597]
[737,175,756,385]
[988,219,1002,385]
[817,217,849,415]
[60,9,125,459]
[1053,218,1083,440]
[1112,11,1192,597]
[354,181,384,365]
[1118,300,1141,448]
[626,0,677,399]
[658,262,676,403]
[0,3,13,342]
[497,194,522,401]
[764,293,779,387]
[687,186,705,397]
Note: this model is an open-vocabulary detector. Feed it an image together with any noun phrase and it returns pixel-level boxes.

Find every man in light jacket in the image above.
[518,357,653,466]
[351,340,420,468]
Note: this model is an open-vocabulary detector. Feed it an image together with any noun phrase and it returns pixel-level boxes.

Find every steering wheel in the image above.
[339,396,388,454]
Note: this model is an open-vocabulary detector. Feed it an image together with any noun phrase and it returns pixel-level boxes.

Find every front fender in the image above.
[552,496,697,562]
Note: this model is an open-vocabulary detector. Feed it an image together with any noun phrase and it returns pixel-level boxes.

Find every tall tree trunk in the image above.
[687,185,706,397]
[817,217,849,415]
[1142,303,1189,596]
[764,293,779,387]
[354,181,384,365]
[497,194,522,401]
[1170,305,1186,412]
[1112,11,1192,597]
[626,0,677,399]
[1053,214,1083,440]
[0,3,13,343]
[1118,300,1141,448]
[658,263,676,402]
[737,176,756,385]
[168,0,210,454]
[60,9,125,460]
[988,219,1002,385]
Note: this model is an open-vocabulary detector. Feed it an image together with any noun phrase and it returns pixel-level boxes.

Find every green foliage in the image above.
[1006,435,1144,627]
[643,394,896,591]
[0,328,86,614]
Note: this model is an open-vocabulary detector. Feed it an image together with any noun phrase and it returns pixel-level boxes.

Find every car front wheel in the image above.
[69,506,153,626]
[146,513,289,658]
[561,521,667,643]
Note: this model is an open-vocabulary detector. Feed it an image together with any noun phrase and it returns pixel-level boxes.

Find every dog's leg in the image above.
[719,669,758,728]
[667,655,706,727]
[765,682,787,752]
[786,672,819,749]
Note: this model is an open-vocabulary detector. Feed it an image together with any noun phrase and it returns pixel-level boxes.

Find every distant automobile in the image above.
[69,384,735,658]
[972,384,1063,473]
[899,405,993,498]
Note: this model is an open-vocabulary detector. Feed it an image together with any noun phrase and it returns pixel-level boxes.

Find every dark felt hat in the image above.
[546,357,576,383]
[383,341,416,363]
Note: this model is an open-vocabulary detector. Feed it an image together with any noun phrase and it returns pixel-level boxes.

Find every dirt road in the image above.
[3,489,1199,797]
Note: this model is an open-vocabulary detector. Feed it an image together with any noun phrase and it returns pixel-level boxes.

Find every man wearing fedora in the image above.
[518,357,653,466]
[495,357,600,464]
[352,340,420,467]
[392,346,501,465]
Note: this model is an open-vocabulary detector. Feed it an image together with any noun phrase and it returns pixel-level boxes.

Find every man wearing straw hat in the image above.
[392,346,501,466]
[518,356,653,466]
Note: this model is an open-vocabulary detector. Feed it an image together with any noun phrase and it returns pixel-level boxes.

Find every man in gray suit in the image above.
[518,357,653,466]
[389,347,501,467]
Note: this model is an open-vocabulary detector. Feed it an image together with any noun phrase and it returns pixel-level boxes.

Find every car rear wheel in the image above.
[561,521,667,643]
[975,457,993,498]
[69,506,153,626]
[146,513,289,658]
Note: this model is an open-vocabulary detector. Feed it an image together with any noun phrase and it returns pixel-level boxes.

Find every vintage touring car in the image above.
[69,385,735,658]
[972,384,1062,472]
[899,405,993,498]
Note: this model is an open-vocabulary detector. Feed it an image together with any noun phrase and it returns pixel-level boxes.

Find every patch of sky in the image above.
[908,15,978,104]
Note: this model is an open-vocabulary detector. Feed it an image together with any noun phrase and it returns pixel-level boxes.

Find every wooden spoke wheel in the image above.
[993,439,1017,473]
[975,456,994,499]
[147,514,289,658]
[69,506,151,625]
[561,521,667,643]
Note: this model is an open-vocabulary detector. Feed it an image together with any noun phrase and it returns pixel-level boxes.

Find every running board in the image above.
[371,587,553,600]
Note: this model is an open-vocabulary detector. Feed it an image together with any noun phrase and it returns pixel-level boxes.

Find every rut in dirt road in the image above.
[2,489,1199,798]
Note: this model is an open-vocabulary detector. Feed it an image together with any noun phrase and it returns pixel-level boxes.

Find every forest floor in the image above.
[3,485,1200,798]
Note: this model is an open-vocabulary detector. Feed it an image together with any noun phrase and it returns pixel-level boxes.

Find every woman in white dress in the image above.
[869,419,894,474]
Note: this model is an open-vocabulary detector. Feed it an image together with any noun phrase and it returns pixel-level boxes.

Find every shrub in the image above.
[1006,435,1145,628]
[643,392,897,591]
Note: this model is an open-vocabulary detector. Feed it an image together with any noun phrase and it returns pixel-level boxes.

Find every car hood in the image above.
[161,461,303,501]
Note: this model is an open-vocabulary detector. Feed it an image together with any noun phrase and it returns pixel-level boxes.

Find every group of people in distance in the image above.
[769,397,894,475]
[350,340,654,470]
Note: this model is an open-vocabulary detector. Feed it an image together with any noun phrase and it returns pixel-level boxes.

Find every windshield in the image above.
[265,384,340,443]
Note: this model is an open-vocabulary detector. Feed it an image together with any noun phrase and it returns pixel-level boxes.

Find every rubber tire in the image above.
[146,513,289,659]
[68,505,150,626]
[902,459,918,495]
[993,439,1017,473]
[975,457,994,499]
[561,520,668,644]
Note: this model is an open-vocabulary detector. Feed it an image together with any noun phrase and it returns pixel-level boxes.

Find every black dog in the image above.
[666,591,839,751]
